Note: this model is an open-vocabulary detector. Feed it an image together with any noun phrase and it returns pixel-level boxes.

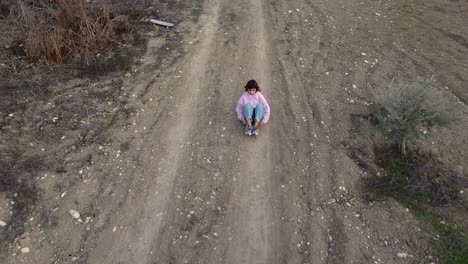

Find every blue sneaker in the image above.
[244,125,252,135]
[251,126,259,136]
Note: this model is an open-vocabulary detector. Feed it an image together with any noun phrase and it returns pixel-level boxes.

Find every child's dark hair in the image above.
[245,79,261,92]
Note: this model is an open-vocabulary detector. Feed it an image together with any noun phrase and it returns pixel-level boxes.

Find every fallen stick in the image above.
[150,19,175,27]
[196,163,219,172]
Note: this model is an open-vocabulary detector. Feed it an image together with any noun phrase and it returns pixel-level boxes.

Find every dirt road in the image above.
[3,0,467,263]
[82,0,401,262]
[85,0,356,262]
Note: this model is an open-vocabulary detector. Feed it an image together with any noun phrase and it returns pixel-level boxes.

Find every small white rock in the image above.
[69,209,81,219]
[21,247,30,253]
[397,252,408,258]
[0,221,6,227]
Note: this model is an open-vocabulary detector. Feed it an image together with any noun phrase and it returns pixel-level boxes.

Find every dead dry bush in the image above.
[25,29,67,63]
[14,0,129,63]
[366,147,464,205]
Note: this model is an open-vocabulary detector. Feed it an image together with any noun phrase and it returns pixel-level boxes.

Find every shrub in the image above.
[25,28,67,63]
[11,0,129,63]
[364,79,462,204]
[370,79,455,156]
[366,147,462,205]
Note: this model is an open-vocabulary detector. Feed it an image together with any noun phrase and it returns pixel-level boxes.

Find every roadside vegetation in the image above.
[0,0,150,252]
[370,80,455,157]
[361,80,468,263]
[4,0,129,63]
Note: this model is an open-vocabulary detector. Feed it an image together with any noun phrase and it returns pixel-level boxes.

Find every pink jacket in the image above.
[236,91,271,123]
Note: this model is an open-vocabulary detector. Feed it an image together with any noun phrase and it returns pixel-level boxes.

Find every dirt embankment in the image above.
[1,0,467,263]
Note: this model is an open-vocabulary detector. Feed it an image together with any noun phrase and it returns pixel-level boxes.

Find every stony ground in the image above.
[1,0,467,263]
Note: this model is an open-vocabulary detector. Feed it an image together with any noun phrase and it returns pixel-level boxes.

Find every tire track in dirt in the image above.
[102,0,281,262]
[86,1,221,263]
[101,0,283,262]
[141,2,247,262]
[264,0,351,262]
[223,0,281,263]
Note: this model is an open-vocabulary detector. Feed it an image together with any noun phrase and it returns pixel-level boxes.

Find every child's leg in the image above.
[243,103,254,126]
[253,104,264,126]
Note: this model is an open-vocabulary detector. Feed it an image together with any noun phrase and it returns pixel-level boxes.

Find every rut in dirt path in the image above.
[86,1,222,263]
[85,0,349,262]
[224,0,280,263]
[142,0,284,262]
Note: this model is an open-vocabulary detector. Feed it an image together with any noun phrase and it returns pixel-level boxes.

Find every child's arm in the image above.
[259,93,270,123]
[235,96,245,122]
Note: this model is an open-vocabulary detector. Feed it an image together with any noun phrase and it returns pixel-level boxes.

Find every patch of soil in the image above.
[0,0,205,261]
[0,0,151,255]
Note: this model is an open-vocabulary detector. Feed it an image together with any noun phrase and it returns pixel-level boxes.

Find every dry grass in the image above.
[9,0,129,63]
[25,29,66,63]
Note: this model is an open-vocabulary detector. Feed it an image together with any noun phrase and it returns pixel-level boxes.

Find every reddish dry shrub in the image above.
[25,28,67,63]
[21,0,129,63]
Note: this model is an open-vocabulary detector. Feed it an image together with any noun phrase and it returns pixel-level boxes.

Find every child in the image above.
[236,79,271,136]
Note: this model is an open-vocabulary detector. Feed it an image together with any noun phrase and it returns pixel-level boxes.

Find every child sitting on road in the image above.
[236,79,271,136]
